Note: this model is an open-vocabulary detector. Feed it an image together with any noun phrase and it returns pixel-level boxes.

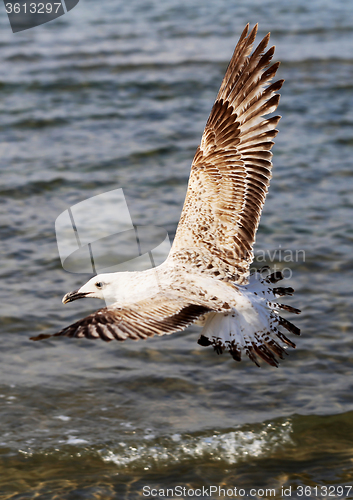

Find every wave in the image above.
[100,420,293,469]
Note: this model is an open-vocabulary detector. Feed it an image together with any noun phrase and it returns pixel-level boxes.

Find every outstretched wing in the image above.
[170,24,283,283]
[30,294,210,342]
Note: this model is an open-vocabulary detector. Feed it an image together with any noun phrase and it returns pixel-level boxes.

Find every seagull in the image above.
[31,24,300,367]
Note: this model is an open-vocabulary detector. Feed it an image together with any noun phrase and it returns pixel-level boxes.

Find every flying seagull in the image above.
[31,24,300,367]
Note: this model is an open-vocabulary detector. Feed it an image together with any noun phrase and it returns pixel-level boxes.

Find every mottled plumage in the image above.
[31,24,300,367]
[171,24,283,283]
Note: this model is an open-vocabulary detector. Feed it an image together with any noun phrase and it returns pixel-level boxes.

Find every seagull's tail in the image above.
[197,271,300,367]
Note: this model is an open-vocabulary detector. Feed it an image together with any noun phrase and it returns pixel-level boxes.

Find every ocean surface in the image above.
[0,0,353,498]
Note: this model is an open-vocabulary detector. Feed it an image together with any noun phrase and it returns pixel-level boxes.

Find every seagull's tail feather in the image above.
[197,272,300,367]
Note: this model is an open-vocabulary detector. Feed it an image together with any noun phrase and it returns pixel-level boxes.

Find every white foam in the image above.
[66,436,88,445]
[101,420,292,468]
[54,415,71,422]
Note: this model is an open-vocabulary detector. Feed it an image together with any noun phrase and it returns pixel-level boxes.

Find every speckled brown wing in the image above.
[170,24,283,283]
[30,295,210,342]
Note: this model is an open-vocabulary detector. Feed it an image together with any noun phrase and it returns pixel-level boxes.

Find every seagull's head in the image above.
[62,274,117,304]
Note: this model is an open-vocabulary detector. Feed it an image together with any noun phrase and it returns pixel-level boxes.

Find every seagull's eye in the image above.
[95,282,104,289]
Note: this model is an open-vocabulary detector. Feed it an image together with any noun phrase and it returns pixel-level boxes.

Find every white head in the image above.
[62,269,158,306]
[62,273,125,306]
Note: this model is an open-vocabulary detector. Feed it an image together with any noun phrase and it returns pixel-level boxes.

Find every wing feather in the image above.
[170,25,283,283]
[30,295,211,342]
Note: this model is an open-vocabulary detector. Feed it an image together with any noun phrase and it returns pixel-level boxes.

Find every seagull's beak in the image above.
[62,289,90,304]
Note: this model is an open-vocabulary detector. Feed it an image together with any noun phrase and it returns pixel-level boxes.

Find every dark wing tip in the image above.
[30,333,53,341]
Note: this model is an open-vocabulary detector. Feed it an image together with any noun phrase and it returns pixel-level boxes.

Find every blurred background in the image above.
[0,0,353,498]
